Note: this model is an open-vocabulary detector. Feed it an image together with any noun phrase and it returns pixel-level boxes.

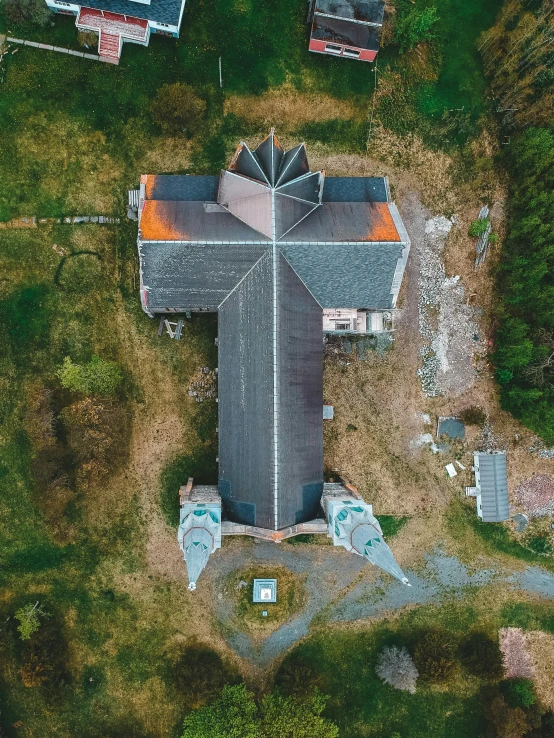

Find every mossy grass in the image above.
[225,565,306,634]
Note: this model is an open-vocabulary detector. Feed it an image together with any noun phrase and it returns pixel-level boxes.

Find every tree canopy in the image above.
[493,128,554,442]
[181,685,339,738]
[151,83,207,136]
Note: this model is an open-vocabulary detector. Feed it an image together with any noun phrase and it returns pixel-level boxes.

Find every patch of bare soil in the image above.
[224,86,363,129]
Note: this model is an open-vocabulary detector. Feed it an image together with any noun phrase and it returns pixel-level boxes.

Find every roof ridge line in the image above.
[276,202,320,241]
[275,169,318,190]
[217,251,270,309]
[276,190,321,207]
[271,189,279,530]
[275,143,307,187]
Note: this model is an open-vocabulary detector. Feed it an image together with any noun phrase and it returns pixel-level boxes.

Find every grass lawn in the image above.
[278,593,550,738]
[0,223,218,737]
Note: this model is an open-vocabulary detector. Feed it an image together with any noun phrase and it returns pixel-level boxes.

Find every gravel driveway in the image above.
[208,541,554,667]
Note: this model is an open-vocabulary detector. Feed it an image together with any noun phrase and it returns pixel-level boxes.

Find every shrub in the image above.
[181,684,259,738]
[395,6,439,53]
[459,406,487,426]
[260,691,339,738]
[18,610,71,703]
[3,0,52,28]
[459,631,503,680]
[412,630,457,682]
[181,685,340,738]
[174,644,237,710]
[77,30,98,48]
[15,602,47,641]
[151,83,206,136]
[503,678,536,709]
[57,356,123,396]
[484,694,530,738]
[468,218,490,237]
[60,397,129,489]
[376,646,418,693]
[274,654,322,698]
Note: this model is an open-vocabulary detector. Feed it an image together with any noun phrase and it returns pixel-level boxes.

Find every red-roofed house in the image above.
[308,0,385,62]
[45,0,186,63]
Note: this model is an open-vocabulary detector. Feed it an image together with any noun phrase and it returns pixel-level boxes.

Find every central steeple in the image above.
[217,129,325,241]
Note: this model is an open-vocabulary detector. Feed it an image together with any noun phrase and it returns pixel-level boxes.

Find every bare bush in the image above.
[499,628,534,679]
[24,382,55,450]
[376,646,418,694]
[60,398,129,490]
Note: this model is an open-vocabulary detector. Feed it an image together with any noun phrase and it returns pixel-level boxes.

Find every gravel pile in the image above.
[416,216,485,397]
[515,474,554,517]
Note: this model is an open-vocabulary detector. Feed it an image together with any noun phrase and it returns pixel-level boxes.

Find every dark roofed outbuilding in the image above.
[474,452,510,522]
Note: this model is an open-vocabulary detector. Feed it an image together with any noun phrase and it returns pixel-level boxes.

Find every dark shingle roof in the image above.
[311,15,381,50]
[144,175,219,202]
[281,202,399,243]
[217,252,323,530]
[276,255,324,526]
[280,242,403,308]
[314,0,384,24]
[323,177,388,203]
[477,452,509,522]
[218,253,275,528]
[140,242,267,310]
[139,201,270,242]
[80,0,185,27]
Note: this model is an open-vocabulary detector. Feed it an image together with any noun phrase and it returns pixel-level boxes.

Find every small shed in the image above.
[466,451,509,522]
[253,579,277,603]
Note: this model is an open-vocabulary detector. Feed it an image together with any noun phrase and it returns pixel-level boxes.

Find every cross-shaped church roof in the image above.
[137,131,410,532]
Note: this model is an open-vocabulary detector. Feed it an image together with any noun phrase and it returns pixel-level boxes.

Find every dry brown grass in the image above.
[138,136,193,173]
[224,85,364,129]
[526,631,554,710]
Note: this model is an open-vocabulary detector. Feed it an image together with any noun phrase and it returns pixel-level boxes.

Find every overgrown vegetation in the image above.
[277,601,554,738]
[151,83,207,136]
[492,127,554,442]
[477,0,554,443]
[181,684,339,738]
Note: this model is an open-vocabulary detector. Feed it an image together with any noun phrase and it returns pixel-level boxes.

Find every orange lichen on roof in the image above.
[229,143,244,171]
[140,201,184,240]
[144,175,156,200]
[365,203,400,242]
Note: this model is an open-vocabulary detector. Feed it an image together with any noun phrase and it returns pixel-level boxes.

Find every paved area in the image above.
[209,540,554,667]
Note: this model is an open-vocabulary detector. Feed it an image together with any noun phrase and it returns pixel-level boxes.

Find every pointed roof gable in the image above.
[277,171,324,206]
[225,191,274,240]
[326,496,409,584]
[276,144,310,187]
[255,129,284,186]
[229,142,269,183]
[274,193,318,241]
[218,133,323,241]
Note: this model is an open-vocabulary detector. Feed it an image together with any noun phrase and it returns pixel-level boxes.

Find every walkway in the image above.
[7,36,103,62]
[209,541,554,667]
